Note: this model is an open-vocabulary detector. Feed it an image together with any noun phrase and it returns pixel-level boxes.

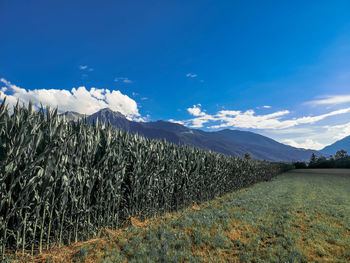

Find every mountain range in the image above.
[320,135,350,156]
[61,108,325,162]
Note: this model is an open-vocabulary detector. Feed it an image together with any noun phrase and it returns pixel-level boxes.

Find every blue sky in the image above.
[1,1,350,150]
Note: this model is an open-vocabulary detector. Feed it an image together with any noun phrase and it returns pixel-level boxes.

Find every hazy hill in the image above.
[61,108,320,162]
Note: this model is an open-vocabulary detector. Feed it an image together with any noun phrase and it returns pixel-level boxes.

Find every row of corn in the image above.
[0,98,287,258]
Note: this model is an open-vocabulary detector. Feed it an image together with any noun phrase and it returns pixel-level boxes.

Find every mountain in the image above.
[60,111,85,122]
[87,108,131,128]
[61,108,320,162]
[320,135,350,155]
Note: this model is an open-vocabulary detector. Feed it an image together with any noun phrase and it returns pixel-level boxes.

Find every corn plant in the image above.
[0,98,290,259]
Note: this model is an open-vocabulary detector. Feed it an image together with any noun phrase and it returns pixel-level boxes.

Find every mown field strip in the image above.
[15,169,350,263]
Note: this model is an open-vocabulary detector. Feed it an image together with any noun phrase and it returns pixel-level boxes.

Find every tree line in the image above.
[293,150,350,169]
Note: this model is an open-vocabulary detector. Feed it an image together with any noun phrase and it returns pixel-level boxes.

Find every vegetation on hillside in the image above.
[0,99,288,259]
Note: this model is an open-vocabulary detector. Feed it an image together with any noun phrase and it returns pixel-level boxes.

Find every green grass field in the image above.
[16,169,350,262]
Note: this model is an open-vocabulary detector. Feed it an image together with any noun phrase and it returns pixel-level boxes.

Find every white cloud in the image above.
[173,104,350,130]
[79,65,94,71]
[0,78,141,120]
[324,122,350,140]
[169,104,350,150]
[184,105,216,128]
[263,105,271,108]
[114,77,132,83]
[267,127,315,134]
[187,104,206,117]
[265,122,350,151]
[168,119,185,125]
[282,139,324,150]
[209,110,292,129]
[186,73,197,78]
[89,87,105,100]
[173,104,350,150]
[307,94,350,105]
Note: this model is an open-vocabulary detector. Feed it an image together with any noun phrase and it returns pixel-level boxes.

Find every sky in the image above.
[1,1,350,150]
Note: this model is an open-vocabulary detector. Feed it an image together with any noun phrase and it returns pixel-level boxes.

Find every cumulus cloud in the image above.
[171,104,350,130]
[185,104,216,128]
[307,94,350,105]
[114,77,132,83]
[186,73,197,78]
[0,78,141,120]
[187,104,206,116]
[263,105,271,108]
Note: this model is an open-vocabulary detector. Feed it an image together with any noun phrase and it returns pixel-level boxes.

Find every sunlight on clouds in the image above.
[0,78,141,120]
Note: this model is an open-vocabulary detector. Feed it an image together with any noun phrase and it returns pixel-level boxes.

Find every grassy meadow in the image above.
[12,168,350,262]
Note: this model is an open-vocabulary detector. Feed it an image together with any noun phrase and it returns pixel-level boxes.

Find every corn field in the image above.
[0,98,288,258]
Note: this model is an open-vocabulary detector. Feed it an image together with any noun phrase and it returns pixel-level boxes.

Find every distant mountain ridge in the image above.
[60,108,321,162]
[320,135,350,155]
